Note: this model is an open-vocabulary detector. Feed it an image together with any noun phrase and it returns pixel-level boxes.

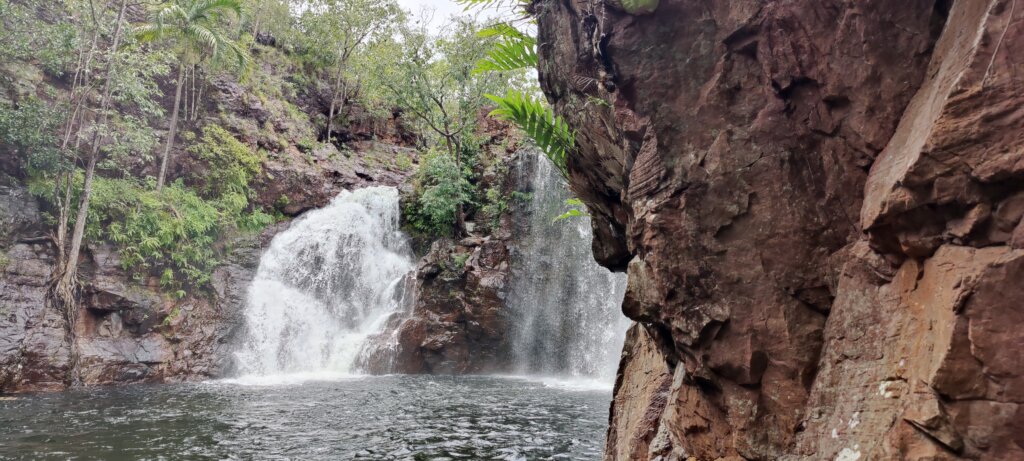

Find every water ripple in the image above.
[0,375,610,461]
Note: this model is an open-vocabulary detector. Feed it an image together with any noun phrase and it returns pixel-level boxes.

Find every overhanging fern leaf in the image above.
[473,23,537,74]
[485,91,573,178]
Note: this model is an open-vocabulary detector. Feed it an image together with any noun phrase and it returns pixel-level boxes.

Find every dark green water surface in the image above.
[0,375,610,460]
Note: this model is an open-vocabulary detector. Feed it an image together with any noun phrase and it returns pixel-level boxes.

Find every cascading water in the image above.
[507,152,630,381]
[233,186,414,378]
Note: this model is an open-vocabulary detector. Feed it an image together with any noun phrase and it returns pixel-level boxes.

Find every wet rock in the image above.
[361,238,511,374]
[537,0,1024,458]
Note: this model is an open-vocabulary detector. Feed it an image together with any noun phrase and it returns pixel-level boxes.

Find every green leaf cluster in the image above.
[25,124,273,291]
[0,99,67,175]
[404,149,475,238]
[486,91,573,177]
[80,173,273,290]
[473,23,537,74]
[189,125,262,202]
[553,197,589,222]
[86,178,223,288]
[136,0,250,70]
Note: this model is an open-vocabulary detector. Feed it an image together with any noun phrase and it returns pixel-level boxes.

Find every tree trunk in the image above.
[58,0,129,296]
[190,64,198,122]
[157,61,186,191]
[52,0,129,385]
[194,78,205,122]
[326,62,347,144]
[443,131,466,237]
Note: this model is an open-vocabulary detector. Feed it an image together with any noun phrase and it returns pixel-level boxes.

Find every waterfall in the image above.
[233,186,414,377]
[507,153,630,381]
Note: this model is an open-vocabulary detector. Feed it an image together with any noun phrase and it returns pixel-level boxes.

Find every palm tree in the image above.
[137,0,249,191]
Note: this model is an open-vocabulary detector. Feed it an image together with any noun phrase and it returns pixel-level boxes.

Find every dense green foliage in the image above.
[87,178,222,293]
[404,149,475,237]
[0,0,79,75]
[91,126,271,291]
[0,99,65,174]
[188,125,262,202]
[26,124,273,293]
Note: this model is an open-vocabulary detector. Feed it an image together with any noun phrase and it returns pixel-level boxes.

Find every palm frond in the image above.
[134,23,164,42]
[473,24,537,74]
[156,4,189,28]
[184,23,219,51]
[485,91,573,177]
[191,0,242,22]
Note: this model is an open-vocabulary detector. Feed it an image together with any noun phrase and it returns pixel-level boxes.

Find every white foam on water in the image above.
[213,371,366,387]
[495,374,616,393]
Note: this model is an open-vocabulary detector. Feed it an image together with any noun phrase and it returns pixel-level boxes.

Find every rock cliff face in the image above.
[536,0,1023,459]
[360,236,512,374]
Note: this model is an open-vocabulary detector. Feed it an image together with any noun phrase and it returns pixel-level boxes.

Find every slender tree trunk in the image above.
[52,0,129,385]
[250,13,262,49]
[194,77,205,122]
[189,64,197,122]
[442,129,466,237]
[326,63,345,144]
[59,0,129,295]
[193,76,205,123]
[157,61,186,191]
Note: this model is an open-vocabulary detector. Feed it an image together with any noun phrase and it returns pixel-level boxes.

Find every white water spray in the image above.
[233,187,414,378]
[507,153,630,381]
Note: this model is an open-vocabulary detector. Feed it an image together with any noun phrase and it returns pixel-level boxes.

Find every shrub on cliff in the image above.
[188,125,263,203]
[404,149,474,238]
[82,176,273,294]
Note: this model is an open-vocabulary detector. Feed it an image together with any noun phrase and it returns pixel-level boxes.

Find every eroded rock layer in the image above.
[536,0,1023,459]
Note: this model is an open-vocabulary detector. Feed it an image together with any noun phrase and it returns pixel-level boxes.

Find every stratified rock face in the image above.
[360,237,511,374]
[537,0,1023,459]
[0,173,280,392]
[1,178,71,392]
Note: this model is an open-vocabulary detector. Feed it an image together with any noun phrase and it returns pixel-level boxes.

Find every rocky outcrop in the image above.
[0,178,69,392]
[361,237,512,374]
[537,0,1023,459]
[0,178,276,391]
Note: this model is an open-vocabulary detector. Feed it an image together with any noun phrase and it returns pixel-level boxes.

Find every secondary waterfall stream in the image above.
[233,187,414,378]
[507,153,629,381]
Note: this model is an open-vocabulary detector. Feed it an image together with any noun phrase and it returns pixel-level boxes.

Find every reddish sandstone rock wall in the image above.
[536,0,1023,459]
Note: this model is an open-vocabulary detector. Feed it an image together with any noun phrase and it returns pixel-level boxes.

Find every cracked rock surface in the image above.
[536,0,1024,458]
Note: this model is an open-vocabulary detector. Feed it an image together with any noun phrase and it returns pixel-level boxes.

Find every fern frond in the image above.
[485,91,573,178]
[474,37,537,73]
[473,23,537,74]
[477,23,528,40]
